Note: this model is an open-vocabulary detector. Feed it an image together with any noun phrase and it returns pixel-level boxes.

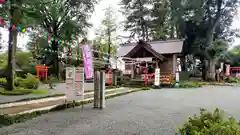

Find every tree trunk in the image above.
[206,59,216,81]
[141,21,145,40]
[180,56,186,71]
[204,24,215,81]
[51,41,60,79]
[6,29,17,90]
[170,25,174,38]
[53,54,60,79]
[201,57,207,81]
[145,26,149,41]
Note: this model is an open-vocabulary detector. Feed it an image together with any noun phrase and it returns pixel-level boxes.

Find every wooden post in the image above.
[112,70,117,86]
[93,71,100,108]
[45,66,48,81]
[36,66,39,78]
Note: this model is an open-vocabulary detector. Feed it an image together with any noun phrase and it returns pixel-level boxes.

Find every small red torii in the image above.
[36,65,48,81]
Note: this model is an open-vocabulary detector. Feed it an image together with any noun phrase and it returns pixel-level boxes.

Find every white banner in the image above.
[154,68,160,86]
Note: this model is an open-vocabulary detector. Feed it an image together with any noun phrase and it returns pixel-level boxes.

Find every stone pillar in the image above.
[93,71,100,108]
[131,62,134,79]
[100,71,106,109]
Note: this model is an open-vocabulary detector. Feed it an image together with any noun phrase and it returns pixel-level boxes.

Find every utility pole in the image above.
[107,5,111,69]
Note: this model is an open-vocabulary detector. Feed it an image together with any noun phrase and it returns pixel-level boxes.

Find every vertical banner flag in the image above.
[82,45,93,79]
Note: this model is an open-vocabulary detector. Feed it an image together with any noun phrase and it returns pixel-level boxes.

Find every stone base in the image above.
[153,85,161,89]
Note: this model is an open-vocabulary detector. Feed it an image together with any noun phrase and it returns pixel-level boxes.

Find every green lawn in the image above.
[0,88,49,96]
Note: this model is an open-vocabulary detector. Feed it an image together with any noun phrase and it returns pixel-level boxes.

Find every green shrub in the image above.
[0,78,6,86]
[15,77,24,87]
[179,81,202,88]
[0,74,40,89]
[140,87,150,90]
[106,85,121,89]
[16,74,40,89]
[227,77,240,83]
[177,108,240,135]
[21,73,40,89]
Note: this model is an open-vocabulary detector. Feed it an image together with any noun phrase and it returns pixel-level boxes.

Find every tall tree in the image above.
[150,0,170,40]
[0,0,41,90]
[95,5,118,62]
[30,0,97,78]
[168,0,239,80]
[120,0,152,41]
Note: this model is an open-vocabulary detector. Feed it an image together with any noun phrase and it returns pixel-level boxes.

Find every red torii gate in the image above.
[35,65,48,81]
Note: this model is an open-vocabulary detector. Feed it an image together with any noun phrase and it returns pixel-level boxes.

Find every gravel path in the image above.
[1,86,240,135]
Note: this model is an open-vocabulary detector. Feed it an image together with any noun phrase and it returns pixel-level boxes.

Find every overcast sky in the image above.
[0,0,240,51]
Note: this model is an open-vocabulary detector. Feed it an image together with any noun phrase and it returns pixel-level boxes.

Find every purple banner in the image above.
[82,45,93,79]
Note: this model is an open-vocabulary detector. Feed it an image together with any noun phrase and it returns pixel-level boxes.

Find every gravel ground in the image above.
[1,86,240,135]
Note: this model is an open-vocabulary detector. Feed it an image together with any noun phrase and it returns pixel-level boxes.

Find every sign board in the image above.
[66,67,84,100]
[82,45,93,79]
[66,67,75,99]
[75,67,84,99]
[66,67,75,88]
[154,68,160,86]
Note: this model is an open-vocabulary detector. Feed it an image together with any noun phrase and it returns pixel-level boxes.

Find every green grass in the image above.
[0,88,49,96]
[31,90,49,95]
[179,81,202,88]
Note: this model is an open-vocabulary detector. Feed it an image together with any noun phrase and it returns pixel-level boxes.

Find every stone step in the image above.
[0,88,135,115]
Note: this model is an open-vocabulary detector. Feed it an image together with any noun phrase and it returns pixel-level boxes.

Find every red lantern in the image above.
[12,25,16,29]
[0,0,5,4]
[48,35,51,41]
[1,21,6,25]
